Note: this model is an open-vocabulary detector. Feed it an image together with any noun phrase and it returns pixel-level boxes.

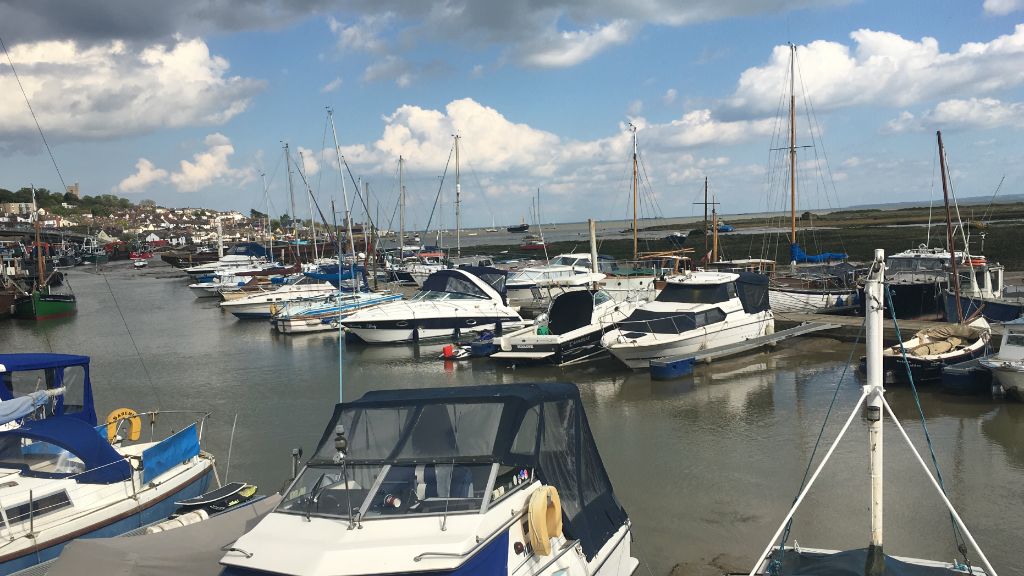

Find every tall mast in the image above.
[454,134,462,258]
[704,177,709,254]
[261,171,273,260]
[299,149,319,262]
[399,156,406,254]
[31,186,44,289]
[864,248,886,567]
[327,108,357,258]
[283,142,298,262]
[630,123,638,260]
[938,131,963,323]
[788,43,798,247]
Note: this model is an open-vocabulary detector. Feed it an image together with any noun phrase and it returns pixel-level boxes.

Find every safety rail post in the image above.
[27,490,33,539]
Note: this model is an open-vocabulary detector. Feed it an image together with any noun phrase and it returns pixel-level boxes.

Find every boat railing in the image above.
[106,409,212,447]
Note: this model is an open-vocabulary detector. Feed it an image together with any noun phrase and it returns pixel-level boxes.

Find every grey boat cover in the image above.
[773,548,964,576]
[46,494,281,576]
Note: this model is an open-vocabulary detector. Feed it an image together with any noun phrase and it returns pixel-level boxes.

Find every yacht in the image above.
[505,254,606,318]
[341,267,522,343]
[271,291,403,334]
[218,278,336,319]
[493,289,640,366]
[601,271,774,369]
[0,353,214,574]
[980,317,1024,399]
[219,383,639,576]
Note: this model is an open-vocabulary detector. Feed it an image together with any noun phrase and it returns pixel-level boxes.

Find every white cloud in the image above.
[663,88,678,105]
[116,159,169,193]
[627,100,644,115]
[984,0,1023,15]
[516,19,636,68]
[727,25,1024,115]
[0,37,263,152]
[169,133,246,192]
[328,14,392,53]
[886,98,1024,132]
[297,146,321,176]
[321,77,343,93]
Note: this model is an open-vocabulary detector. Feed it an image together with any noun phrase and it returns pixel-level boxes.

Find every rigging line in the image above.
[462,157,496,223]
[422,145,455,237]
[981,175,1004,224]
[1,36,69,195]
[99,272,162,409]
[288,149,332,231]
[884,285,973,565]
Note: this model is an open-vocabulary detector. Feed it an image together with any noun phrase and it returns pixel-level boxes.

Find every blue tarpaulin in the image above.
[790,243,847,264]
[142,424,200,484]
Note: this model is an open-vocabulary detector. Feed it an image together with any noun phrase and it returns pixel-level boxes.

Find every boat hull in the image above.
[769,286,856,314]
[0,291,14,319]
[12,291,77,321]
[0,468,211,576]
[879,347,986,385]
[980,360,1024,399]
[345,316,521,344]
[605,313,774,370]
[943,290,1024,323]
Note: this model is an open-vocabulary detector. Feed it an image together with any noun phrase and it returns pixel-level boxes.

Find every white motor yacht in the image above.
[505,256,606,318]
[219,383,639,576]
[218,278,336,319]
[601,271,774,369]
[341,267,522,343]
[980,317,1024,398]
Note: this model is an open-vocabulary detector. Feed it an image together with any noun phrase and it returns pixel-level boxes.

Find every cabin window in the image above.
[695,308,726,327]
[1006,334,1024,347]
[397,403,504,460]
[60,366,86,415]
[2,369,58,420]
[726,283,737,298]
[3,490,72,524]
[510,407,540,457]
[656,283,730,304]
[0,438,85,476]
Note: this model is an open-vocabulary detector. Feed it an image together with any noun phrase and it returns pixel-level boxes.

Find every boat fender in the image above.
[442,344,456,359]
[106,408,141,443]
[144,509,209,534]
[527,486,563,556]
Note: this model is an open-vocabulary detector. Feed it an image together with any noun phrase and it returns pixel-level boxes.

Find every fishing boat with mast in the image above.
[765,44,858,314]
[746,248,999,576]
[12,188,76,320]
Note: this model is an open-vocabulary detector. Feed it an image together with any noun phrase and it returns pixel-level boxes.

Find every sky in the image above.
[1,0,1023,230]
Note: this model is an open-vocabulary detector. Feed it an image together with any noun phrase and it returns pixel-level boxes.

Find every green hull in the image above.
[12,290,77,320]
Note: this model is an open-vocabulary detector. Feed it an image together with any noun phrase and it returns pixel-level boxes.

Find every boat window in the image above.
[593,291,612,306]
[60,366,86,415]
[0,438,85,476]
[3,369,52,398]
[1006,334,1024,347]
[656,282,730,304]
[396,403,504,460]
[337,407,415,461]
[618,310,696,334]
[919,259,944,271]
[3,490,72,524]
[694,308,727,327]
[420,273,488,299]
[510,406,540,457]
[726,283,737,298]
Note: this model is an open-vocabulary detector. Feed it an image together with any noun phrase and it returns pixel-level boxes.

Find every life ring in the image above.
[527,486,563,556]
[968,257,986,267]
[106,407,141,442]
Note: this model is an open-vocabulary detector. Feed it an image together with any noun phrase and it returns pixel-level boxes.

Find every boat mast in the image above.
[454,134,462,259]
[630,123,639,260]
[283,142,299,263]
[788,43,798,250]
[704,177,709,254]
[399,156,405,254]
[938,130,963,323]
[328,108,357,258]
[864,248,886,568]
[261,171,273,261]
[711,200,719,263]
[31,185,44,290]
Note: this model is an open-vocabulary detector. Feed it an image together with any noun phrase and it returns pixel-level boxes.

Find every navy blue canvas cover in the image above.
[774,548,963,576]
[0,353,97,425]
[0,417,131,484]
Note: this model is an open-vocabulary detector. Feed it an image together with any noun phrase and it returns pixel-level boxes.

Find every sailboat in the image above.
[765,44,858,314]
[748,248,998,575]
[12,188,76,320]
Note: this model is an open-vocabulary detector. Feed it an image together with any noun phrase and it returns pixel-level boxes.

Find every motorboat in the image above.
[747,248,998,576]
[519,234,545,251]
[601,271,774,369]
[505,255,606,318]
[493,289,640,366]
[943,255,1023,322]
[980,317,1024,399]
[132,258,147,269]
[341,266,523,343]
[271,291,403,334]
[0,353,214,575]
[218,278,336,319]
[219,383,639,576]
[883,245,957,318]
[876,317,990,384]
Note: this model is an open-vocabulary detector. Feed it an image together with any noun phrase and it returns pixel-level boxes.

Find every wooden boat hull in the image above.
[12,291,77,320]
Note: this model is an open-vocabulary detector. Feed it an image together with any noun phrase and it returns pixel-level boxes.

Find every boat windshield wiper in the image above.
[304,472,327,522]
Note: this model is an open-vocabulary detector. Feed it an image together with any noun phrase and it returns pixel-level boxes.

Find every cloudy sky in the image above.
[1,0,1022,228]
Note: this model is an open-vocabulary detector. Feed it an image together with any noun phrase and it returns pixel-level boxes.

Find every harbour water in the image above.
[2,262,1022,575]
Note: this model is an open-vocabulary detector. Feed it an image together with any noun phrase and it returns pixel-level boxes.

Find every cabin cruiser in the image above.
[493,289,640,366]
[0,353,214,574]
[218,278,336,319]
[943,255,1024,322]
[980,317,1024,399]
[505,254,606,318]
[601,271,774,369]
[341,267,522,343]
[882,245,958,318]
[219,383,638,576]
[271,291,403,334]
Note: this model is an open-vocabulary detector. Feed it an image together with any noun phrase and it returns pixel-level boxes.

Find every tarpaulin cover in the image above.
[0,353,97,425]
[313,383,627,561]
[548,290,596,335]
[143,424,201,484]
[790,243,848,264]
[773,547,963,576]
[226,242,268,257]
[736,272,771,313]
[459,265,509,304]
[47,494,282,576]
[0,417,131,484]
[422,270,491,299]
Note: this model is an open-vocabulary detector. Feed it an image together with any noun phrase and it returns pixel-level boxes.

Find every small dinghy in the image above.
[876,317,990,384]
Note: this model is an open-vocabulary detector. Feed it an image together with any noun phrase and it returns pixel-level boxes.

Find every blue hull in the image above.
[230,311,273,319]
[943,292,1024,323]
[1,469,211,575]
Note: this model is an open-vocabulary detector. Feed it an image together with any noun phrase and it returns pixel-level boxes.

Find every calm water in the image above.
[2,262,1022,575]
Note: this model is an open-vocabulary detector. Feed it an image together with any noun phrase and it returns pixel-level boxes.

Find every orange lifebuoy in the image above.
[106,408,141,442]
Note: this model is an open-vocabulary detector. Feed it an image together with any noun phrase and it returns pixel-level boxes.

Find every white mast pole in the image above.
[454,134,461,259]
[299,149,320,263]
[399,156,406,254]
[328,108,356,259]
[865,248,885,558]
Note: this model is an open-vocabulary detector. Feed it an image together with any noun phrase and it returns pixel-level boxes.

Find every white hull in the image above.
[219,284,336,318]
[598,277,658,303]
[769,287,855,314]
[605,312,773,369]
[347,321,511,344]
[980,360,1024,395]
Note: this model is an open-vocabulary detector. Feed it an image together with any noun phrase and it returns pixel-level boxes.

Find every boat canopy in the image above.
[311,383,627,561]
[227,242,269,257]
[548,290,603,335]
[735,272,771,314]
[421,269,492,300]
[790,242,847,264]
[459,265,509,303]
[0,353,96,425]
[0,417,131,484]
[772,547,962,576]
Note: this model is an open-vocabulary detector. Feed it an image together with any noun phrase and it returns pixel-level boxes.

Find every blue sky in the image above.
[1,0,1022,229]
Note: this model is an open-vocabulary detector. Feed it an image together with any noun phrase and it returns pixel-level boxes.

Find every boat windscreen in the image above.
[420,271,489,299]
[656,282,732,304]
[617,309,697,334]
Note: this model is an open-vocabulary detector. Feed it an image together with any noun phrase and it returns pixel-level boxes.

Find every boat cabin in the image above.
[996,318,1024,362]
[412,267,508,304]
[617,272,769,335]
[545,290,615,335]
